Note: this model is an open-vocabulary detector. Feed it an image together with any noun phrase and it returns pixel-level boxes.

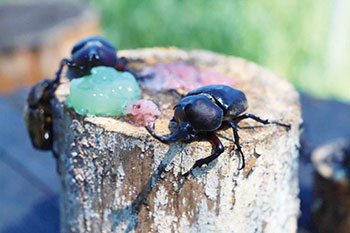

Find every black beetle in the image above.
[146,84,291,177]
[25,78,59,151]
[25,36,127,153]
[57,36,129,79]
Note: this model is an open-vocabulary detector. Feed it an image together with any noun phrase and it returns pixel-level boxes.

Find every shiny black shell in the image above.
[25,104,52,150]
[186,85,248,117]
[71,36,115,54]
[25,79,56,150]
[174,95,223,131]
[25,37,120,151]
[68,36,118,77]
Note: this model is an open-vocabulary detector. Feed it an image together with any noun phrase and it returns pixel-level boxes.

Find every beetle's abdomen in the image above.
[179,95,223,131]
[25,106,52,150]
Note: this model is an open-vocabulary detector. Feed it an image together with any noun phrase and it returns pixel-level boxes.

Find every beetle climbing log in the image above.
[24,36,130,154]
[52,48,301,233]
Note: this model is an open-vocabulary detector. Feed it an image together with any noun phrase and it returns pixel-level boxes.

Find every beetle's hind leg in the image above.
[233,113,291,129]
[226,121,245,170]
[183,133,224,178]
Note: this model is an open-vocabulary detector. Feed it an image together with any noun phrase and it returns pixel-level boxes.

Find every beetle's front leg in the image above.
[54,58,72,82]
[115,57,130,72]
[183,133,224,178]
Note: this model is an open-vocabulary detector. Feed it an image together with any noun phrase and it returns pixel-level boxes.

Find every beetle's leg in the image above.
[183,133,224,178]
[146,124,190,144]
[44,58,74,100]
[116,57,130,72]
[226,121,245,170]
[44,59,71,99]
[168,89,185,99]
[54,58,71,83]
[233,113,291,129]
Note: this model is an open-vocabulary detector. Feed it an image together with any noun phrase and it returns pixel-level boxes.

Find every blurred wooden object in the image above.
[0,1,100,93]
[312,138,350,233]
[52,48,302,233]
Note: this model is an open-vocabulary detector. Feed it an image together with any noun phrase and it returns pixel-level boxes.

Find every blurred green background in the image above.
[85,0,349,102]
[1,0,348,101]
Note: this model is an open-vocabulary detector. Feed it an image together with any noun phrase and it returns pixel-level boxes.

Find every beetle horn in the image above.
[145,124,190,144]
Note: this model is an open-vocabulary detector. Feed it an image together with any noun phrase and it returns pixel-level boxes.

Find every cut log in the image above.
[0,2,99,93]
[52,48,302,233]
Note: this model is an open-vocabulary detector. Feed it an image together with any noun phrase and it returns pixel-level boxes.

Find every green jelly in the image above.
[66,66,141,116]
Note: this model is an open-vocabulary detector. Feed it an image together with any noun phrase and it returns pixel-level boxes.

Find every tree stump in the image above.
[52,48,302,233]
[0,2,99,93]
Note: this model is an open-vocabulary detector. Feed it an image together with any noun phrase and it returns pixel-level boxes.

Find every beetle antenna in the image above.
[146,124,190,144]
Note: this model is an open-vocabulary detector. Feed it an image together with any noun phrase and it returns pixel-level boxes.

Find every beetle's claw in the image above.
[285,123,292,130]
[234,145,245,170]
[272,121,291,130]
[237,159,245,170]
[145,126,168,143]
[236,152,245,170]
[145,126,161,139]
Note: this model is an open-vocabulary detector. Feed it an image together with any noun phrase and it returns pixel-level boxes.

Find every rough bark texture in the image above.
[52,48,302,233]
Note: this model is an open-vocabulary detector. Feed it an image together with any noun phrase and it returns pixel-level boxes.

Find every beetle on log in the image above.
[50,48,301,233]
[146,84,291,177]
[25,36,128,153]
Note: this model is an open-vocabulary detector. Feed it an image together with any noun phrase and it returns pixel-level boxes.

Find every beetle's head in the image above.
[71,36,117,72]
[146,94,224,145]
[173,95,223,132]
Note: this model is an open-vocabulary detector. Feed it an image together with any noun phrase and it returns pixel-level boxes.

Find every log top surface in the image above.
[56,47,300,142]
[54,47,301,233]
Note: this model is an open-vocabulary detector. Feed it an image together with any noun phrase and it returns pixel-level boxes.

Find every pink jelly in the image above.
[124,99,161,127]
[139,62,235,91]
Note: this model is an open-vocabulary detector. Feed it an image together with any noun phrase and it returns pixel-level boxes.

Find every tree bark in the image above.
[52,48,302,233]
